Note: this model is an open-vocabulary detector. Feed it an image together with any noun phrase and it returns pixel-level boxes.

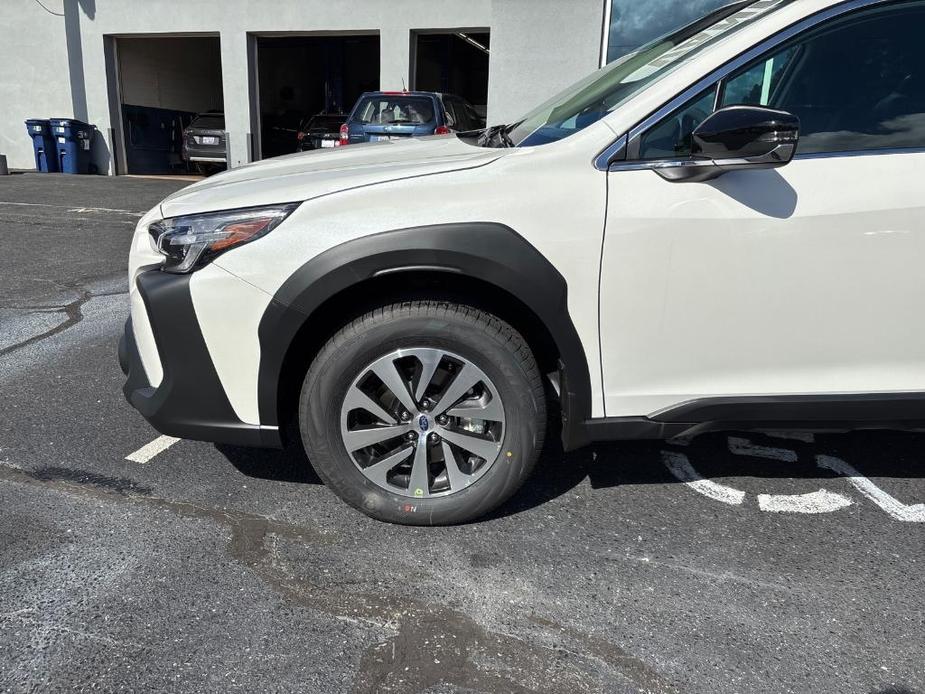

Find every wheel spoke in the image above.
[446,396,504,423]
[431,364,482,416]
[441,441,471,491]
[343,386,397,425]
[362,445,414,487]
[439,427,502,462]
[414,351,443,402]
[370,360,418,415]
[408,440,430,497]
[342,423,411,452]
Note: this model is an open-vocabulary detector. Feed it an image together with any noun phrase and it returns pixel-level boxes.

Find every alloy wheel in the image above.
[339,347,506,498]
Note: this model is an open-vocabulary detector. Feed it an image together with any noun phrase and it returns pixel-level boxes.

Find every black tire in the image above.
[299,301,546,525]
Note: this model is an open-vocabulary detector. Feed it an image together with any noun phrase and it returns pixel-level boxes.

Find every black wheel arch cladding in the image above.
[256,222,593,448]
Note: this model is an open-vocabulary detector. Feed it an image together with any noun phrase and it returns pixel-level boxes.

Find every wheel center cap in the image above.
[417,414,431,433]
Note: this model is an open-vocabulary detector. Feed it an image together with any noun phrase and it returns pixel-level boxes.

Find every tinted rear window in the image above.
[190,115,224,129]
[306,115,347,131]
[352,96,436,124]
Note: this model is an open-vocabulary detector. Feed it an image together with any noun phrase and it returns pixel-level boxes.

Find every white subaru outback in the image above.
[121,0,925,524]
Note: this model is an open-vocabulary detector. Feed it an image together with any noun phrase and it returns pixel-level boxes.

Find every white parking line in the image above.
[757,489,853,514]
[125,435,180,464]
[728,436,798,462]
[817,455,925,522]
[0,201,143,216]
[661,451,745,505]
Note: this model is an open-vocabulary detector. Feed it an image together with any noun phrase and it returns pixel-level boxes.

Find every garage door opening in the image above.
[112,35,224,175]
[256,34,380,160]
[412,31,490,119]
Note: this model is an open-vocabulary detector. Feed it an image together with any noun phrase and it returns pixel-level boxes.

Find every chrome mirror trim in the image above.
[609,142,797,182]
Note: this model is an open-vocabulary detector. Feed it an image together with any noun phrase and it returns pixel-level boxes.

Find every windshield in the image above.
[304,115,346,132]
[189,114,224,130]
[352,96,436,125]
[508,0,792,147]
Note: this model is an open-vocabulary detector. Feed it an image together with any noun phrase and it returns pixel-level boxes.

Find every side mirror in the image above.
[656,105,800,182]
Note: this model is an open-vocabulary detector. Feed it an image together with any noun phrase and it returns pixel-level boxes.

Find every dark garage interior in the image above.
[114,35,224,175]
[256,34,380,159]
[413,31,490,116]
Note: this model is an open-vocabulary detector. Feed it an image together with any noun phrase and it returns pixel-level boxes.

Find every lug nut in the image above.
[436,415,448,426]
[406,431,417,441]
[421,398,433,411]
[429,432,441,443]
[400,411,411,421]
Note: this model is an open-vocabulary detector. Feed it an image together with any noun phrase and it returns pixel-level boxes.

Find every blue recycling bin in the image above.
[24,119,59,172]
[49,118,95,174]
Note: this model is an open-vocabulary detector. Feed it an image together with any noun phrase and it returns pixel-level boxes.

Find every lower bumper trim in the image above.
[120,273,283,449]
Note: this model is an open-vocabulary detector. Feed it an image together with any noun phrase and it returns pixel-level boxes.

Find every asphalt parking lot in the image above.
[1,172,923,694]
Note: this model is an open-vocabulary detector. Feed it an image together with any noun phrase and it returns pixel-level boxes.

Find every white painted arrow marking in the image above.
[757,489,853,514]
[817,455,925,522]
[661,451,745,505]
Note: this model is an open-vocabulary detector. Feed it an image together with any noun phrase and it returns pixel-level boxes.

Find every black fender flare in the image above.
[256,222,593,448]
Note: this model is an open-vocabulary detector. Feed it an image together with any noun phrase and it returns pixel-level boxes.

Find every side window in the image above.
[721,47,798,107]
[638,88,715,159]
[721,3,925,154]
[636,1,925,159]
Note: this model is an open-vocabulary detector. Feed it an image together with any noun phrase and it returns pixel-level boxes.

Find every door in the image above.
[600,0,925,418]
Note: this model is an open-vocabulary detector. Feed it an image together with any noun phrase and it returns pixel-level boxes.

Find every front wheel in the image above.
[299,301,546,525]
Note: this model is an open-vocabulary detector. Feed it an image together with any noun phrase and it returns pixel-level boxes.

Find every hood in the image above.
[160,135,506,218]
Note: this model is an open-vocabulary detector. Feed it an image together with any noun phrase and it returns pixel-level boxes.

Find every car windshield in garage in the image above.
[190,114,224,129]
[304,114,346,131]
[353,96,435,125]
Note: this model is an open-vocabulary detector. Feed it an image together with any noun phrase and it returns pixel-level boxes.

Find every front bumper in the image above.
[120,270,282,448]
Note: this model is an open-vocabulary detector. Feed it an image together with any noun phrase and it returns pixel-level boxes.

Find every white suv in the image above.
[121,0,925,524]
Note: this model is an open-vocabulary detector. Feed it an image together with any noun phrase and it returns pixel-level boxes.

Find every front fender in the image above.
[256,222,593,448]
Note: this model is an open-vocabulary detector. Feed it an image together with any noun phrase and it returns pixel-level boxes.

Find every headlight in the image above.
[148,203,299,273]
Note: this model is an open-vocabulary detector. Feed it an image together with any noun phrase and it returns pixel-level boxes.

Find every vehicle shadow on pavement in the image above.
[213,414,925,519]
[489,426,925,520]
[216,438,323,485]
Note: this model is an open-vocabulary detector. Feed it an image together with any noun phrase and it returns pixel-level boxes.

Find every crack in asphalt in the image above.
[0,288,126,357]
[0,462,678,693]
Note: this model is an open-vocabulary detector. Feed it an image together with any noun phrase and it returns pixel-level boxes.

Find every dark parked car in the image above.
[182,112,226,173]
[339,91,485,145]
[297,113,348,151]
